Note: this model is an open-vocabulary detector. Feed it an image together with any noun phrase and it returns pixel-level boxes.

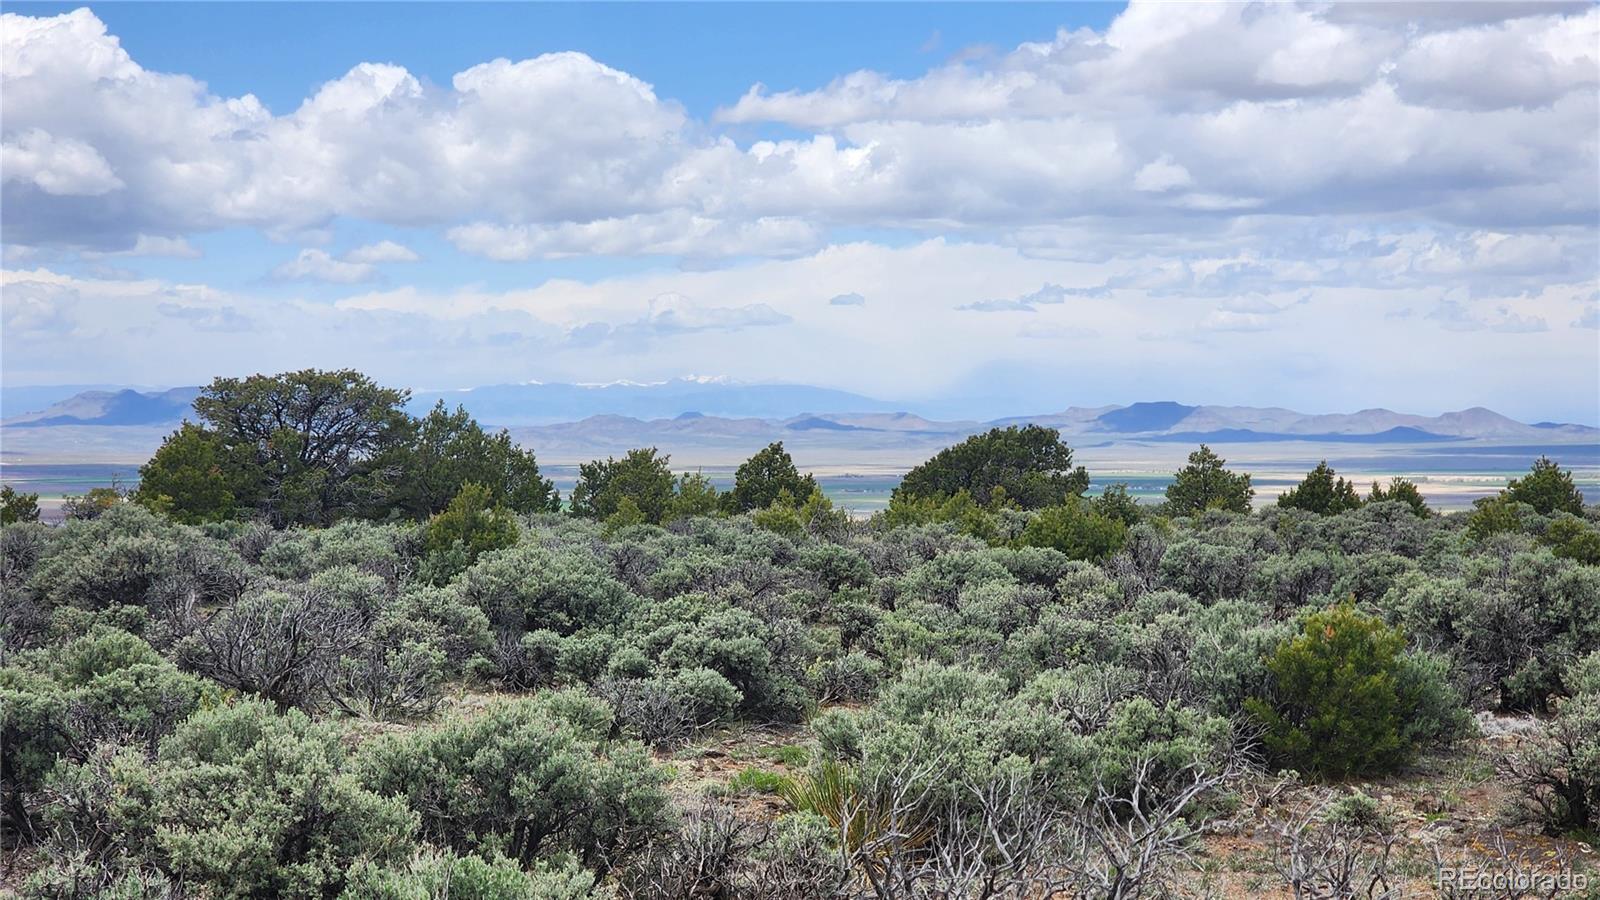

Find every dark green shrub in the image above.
[1246,603,1470,777]
[1,484,41,525]
[1367,478,1431,518]
[1543,514,1600,565]
[569,448,676,523]
[1467,494,1533,541]
[421,482,520,584]
[1016,498,1127,562]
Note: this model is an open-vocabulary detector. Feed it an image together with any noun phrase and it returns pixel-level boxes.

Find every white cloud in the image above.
[343,240,419,264]
[0,6,1593,421]
[2,4,1594,260]
[1389,8,1598,110]
[1133,156,1193,193]
[1,129,122,196]
[271,248,376,283]
[446,214,820,260]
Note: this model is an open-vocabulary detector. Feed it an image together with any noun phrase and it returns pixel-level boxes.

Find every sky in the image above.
[2,2,1597,423]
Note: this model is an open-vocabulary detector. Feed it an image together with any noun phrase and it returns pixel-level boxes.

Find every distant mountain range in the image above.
[503,403,1596,464]
[3,387,201,427]
[3,383,1594,466]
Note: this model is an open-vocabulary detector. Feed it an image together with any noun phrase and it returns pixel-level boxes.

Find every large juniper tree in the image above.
[138,369,414,527]
[1277,460,1363,516]
[727,442,817,513]
[1165,445,1253,515]
[895,425,1089,509]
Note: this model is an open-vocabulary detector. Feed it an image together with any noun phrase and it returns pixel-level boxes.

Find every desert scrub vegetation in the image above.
[3,371,1598,897]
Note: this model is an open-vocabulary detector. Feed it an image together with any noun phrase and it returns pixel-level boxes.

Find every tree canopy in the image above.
[1277,461,1363,516]
[134,369,552,528]
[1165,445,1253,515]
[895,425,1089,509]
[1505,456,1585,516]
[569,448,676,524]
[727,442,817,513]
[1368,477,1431,518]
[394,401,557,517]
[1,485,41,525]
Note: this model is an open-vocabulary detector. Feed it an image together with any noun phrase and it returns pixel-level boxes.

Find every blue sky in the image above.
[2,2,1597,422]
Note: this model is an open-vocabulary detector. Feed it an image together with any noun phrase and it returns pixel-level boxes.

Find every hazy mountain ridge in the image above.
[3,387,200,428]
[4,383,1594,465]
[507,408,1597,466]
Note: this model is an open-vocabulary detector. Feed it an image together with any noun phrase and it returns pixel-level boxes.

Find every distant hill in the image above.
[1095,401,1198,433]
[0,384,163,420]
[3,387,199,428]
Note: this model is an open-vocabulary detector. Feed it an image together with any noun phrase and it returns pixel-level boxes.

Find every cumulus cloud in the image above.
[2,4,1595,260]
[0,6,1594,422]
[1,129,122,196]
[1491,309,1550,333]
[271,249,376,283]
[1133,157,1193,193]
[343,240,419,264]
[1389,10,1599,110]
[268,241,423,281]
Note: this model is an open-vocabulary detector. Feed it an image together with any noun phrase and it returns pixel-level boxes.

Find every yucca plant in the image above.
[778,758,936,883]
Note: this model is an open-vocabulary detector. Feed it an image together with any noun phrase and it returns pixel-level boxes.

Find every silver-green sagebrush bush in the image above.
[354,692,672,874]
